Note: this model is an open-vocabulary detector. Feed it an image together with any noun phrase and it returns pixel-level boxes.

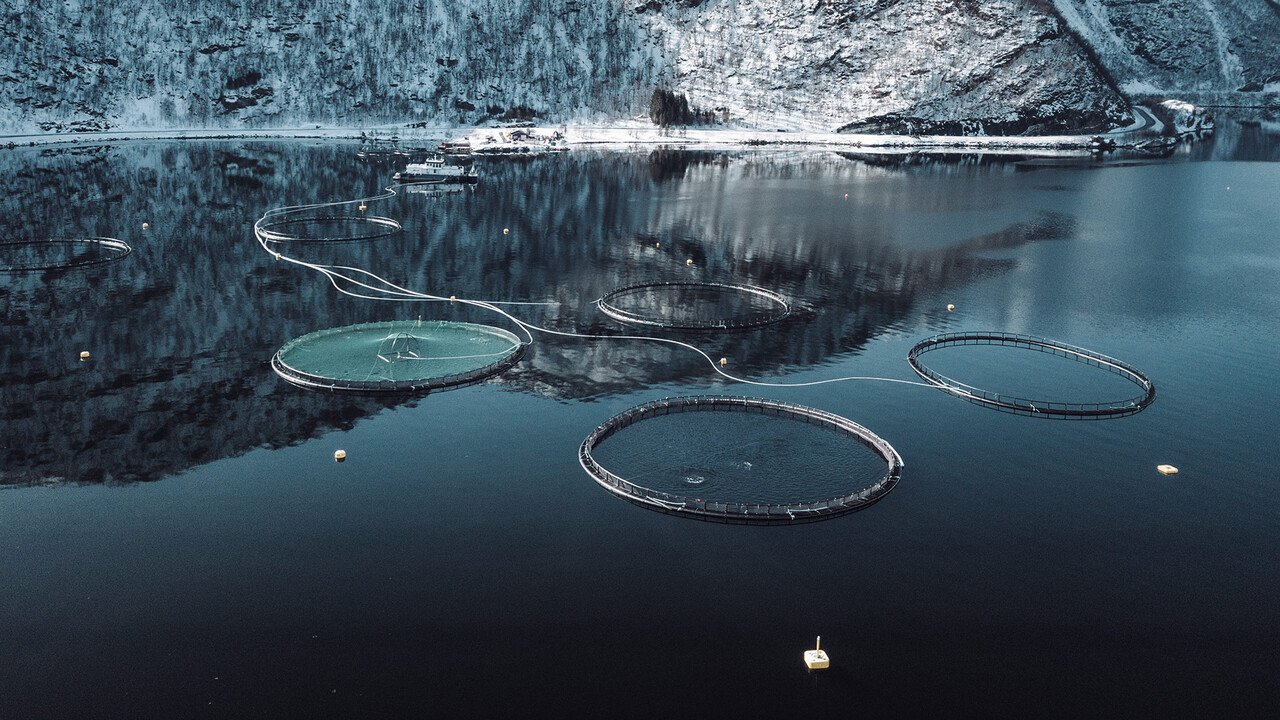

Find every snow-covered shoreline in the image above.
[1,122,1130,154]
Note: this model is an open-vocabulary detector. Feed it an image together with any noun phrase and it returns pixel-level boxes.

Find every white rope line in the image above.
[254,186,936,391]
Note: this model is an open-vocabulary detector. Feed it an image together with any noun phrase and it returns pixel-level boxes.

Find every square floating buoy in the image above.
[804,649,829,670]
[804,636,829,670]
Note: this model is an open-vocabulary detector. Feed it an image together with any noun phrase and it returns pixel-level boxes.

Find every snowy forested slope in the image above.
[2,0,661,132]
[2,0,1271,135]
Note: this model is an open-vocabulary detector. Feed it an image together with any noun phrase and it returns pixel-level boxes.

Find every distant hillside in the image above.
[3,1,1276,137]
[3,0,1125,135]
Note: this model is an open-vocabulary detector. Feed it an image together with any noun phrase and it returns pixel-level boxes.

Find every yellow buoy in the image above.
[686,259,693,266]
[334,449,347,462]
[1157,464,1178,475]
[656,242,660,248]
[719,357,727,367]
[79,351,90,360]
[947,304,955,311]
[142,222,149,230]
[803,636,829,670]
[358,203,367,211]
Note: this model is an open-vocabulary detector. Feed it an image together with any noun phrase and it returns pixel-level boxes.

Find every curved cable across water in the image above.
[253,184,936,391]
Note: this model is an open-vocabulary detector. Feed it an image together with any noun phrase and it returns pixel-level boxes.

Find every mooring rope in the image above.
[254,185,936,391]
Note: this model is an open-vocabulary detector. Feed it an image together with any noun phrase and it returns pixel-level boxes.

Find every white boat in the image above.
[393,156,479,184]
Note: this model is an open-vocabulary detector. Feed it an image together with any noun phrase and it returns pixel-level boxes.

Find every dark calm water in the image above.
[2,127,1279,718]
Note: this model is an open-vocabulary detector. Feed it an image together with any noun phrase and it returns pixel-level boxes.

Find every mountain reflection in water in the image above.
[2,125,1279,719]
[0,142,1067,486]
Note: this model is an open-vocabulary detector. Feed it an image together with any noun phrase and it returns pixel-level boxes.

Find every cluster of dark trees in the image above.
[649,88,718,127]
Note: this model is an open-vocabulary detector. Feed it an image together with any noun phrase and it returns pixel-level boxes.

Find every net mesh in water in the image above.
[0,237,132,273]
[907,331,1155,419]
[272,320,524,393]
[597,282,792,330]
[579,395,903,525]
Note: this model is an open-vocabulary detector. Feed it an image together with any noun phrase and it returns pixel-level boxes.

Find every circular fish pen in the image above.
[272,320,524,393]
[597,282,793,330]
[256,214,402,243]
[579,396,904,525]
[907,331,1155,419]
[0,237,132,273]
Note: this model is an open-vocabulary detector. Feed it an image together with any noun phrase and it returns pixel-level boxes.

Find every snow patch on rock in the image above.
[2,0,1127,136]
[1051,0,1280,98]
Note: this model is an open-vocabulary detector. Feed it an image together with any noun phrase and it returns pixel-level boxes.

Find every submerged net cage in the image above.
[0,237,132,273]
[272,320,524,393]
[597,282,793,330]
[579,395,904,525]
[256,214,402,243]
[907,331,1156,419]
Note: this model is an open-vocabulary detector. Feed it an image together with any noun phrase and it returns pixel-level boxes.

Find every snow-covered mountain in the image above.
[1051,0,1280,98]
[1,0,1274,136]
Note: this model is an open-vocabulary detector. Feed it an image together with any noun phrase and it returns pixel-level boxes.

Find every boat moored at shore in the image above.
[392,155,479,184]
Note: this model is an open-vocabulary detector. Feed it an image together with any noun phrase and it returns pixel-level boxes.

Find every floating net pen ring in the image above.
[907,331,1156,419]
[579,395,904,525]
[0,237,132,273]
[597,281,793,330]
[272,320,525,394]
[256,214,402,243]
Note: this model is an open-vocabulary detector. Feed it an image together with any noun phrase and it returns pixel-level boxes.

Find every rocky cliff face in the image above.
[641,0,1127,135]
[4,0,1275,136]
[4,0,1128,135]
[1051,0,1280,99]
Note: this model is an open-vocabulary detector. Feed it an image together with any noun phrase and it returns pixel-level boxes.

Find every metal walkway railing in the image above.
[907,331,1155,419]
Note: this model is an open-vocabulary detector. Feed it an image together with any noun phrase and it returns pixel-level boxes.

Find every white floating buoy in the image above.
[79,350,90,360]
[947,304,955,311]
[358,203,367,211]
[334,449,347,462]
[449,295,456,304]
[719,357,727,367]
[844,193,849,200]
[1157,464,1178,475]
[803,636,829,670]
[656,242,660,248]
[274,252,281,261]
[503,228,509,235]
[686,259,693,266]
